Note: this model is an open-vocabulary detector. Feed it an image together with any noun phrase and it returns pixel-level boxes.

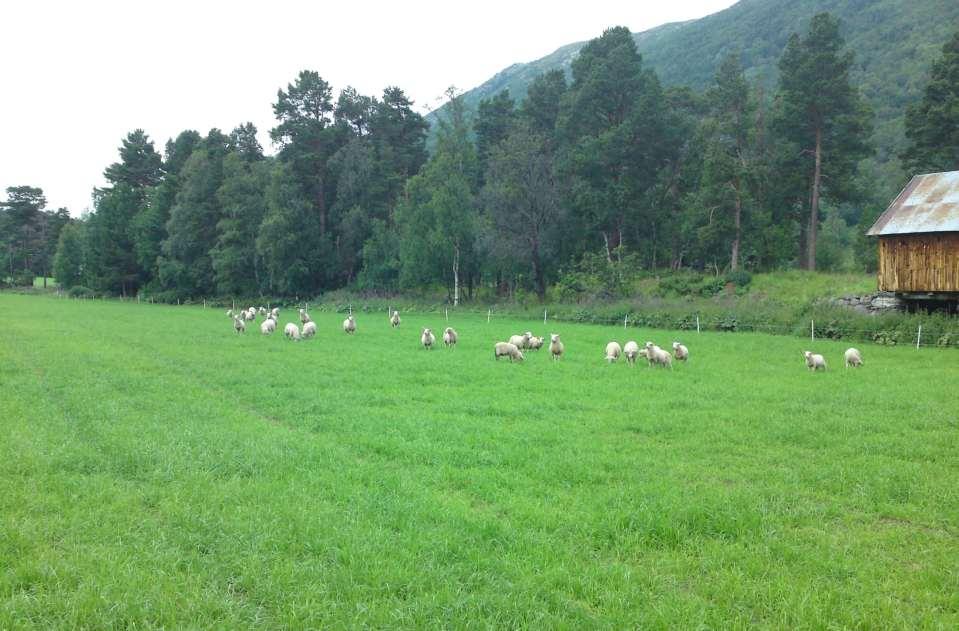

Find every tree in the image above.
[228,122,264,161]
[87,185,142,295]
[211,153,269,296]
[103,129,163,189]
[0,186,46,278]
[520,70,567,138]
[481,124,562,300]
[53,221,87,288]
[773,13,872,270]
[902,30,959,174]
[474,90,516,181]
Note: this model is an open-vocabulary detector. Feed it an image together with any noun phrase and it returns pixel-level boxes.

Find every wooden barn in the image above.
[867,171,959,300]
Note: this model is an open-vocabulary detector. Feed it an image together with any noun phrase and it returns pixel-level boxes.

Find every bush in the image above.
[69,285,95,298]
[13,271,35,287]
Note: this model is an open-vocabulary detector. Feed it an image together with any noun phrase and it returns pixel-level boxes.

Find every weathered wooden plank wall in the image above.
[877,233,959,292]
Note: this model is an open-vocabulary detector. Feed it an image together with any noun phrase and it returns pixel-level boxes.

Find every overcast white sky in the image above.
[0,0,736,215]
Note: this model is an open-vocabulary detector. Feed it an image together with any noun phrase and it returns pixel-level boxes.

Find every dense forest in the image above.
[2,14,958,303]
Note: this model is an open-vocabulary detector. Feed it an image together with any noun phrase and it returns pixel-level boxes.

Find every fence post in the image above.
[916,325,922,350]
[696,315,700,334]
[811,320,814,342]
[544,309,547,325]
[445,307,448,321]
[349,303,352,315]
[487,308,491,324]
[624,314,628,330]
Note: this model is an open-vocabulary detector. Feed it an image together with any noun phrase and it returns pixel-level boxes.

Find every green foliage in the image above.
[902,30,959,173]
[67,285,94,298]
[53,221,87,289]
[103,129,163,189]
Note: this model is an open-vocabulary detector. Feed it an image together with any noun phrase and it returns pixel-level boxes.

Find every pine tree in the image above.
[902,30,959,174]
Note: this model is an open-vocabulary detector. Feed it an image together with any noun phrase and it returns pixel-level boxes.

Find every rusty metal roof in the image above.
[867,171,959,236]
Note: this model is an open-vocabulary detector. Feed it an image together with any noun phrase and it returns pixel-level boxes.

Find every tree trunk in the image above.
[808,125,822,271]
[731,177,742,272]
[530,240,546,301]
[602,232,612,262]
[452,244,460,307]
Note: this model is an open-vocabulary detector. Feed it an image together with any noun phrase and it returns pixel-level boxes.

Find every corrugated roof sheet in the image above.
[867,171,959,236]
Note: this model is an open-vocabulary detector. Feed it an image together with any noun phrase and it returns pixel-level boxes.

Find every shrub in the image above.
[68,285,95,298]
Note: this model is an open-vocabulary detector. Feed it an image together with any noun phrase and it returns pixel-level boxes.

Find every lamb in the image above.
[623,341,641,366]
[233,315,246,334]
[343,315,356,334]
[421,328,436,350]
[672,341,689,362]
[605,341,622,363]
[443,327,458,348]
[299,308,312,324]
[494,341,524,362]
[644,342,672,369]
[284,322,301,341]
[527,335,544,351]
[549,334,564,361]
[390,310,401,327]
[803,350,827,371]
[509,332,531,349]
[302,321,317,339]
[844,347,863,368]
[260,316,276,335]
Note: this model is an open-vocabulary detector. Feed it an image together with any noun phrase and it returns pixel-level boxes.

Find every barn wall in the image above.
[877,233,959,292]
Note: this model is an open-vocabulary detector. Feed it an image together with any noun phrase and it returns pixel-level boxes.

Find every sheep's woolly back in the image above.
[605,341,622,362]
[494,342,524,361]
[302,321,317,338]
[844,348,863,367]
[803,351,827,371]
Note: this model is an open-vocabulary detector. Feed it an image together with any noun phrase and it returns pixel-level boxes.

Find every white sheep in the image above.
[421,327,436,350]
[233,315,246,334]
[527,335,544,351]
[672,341,689,362]
[644,342,672,369]
[844,347,863,368]
[343,315,356,334]
[390,310,401,327]
[244,307,256,321]
[443,327,458,348]
[258,307,267,316]
[549,334,564,361]
[494,341,524,362]
[623,341,640,366]
[226,309,234,318]
[803,350,827,371]
[271,307,280,319]
[605,341,622,363]
[260,317,276,335]
[299,308,312,324]
[284,322,301,341]
[302,321,317,339]
[509,332,531,349]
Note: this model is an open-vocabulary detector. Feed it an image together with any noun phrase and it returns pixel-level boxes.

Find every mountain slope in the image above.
[430,0,959,170]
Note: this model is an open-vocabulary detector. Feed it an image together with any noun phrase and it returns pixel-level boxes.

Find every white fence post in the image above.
[445,307,448,321]
[544,309,547,325]
[917,325,922,350]
[487,308,491,324]
[624,314,628,330]
[696,315,700,334]
[811,320,814,342]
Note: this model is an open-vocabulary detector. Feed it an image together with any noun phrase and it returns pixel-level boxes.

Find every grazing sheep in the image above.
[421,328,436,350]
[390,310,401,327]
[343,315,356,334]
[605,341,623,363]
[549,334,564,361]
[443,327,458,348]
[803,350,827,371]
[299,308,312,324]
[844,347,863,368]
[244,307,256,321]
[509,332,531,349]
[302,321,317,339]
[260,317,276,335]
[623,341,641,366]
[494,341,525,362]
[233,315,246,334]
[271,307,280,319]
[672,341,689,362]
[258,307,268,316]
[226,309,234,318]
[527,335,544,351]
[644,342,672,369]
[284,322,301,341]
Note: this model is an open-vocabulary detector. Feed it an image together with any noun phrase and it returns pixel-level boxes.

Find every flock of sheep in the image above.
[227,306,864,370]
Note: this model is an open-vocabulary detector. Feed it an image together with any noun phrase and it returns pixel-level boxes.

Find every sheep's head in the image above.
[444,327,453,334]
[550,334,560,343]
[672,341,681,349]
[645,341,655,350]
[514,349,525,361]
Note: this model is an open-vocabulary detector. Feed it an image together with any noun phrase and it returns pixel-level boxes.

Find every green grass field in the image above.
[1,294,957,628]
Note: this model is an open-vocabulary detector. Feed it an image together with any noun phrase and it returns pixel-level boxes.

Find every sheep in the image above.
[299,308,312,324]
[244,307,256,321]
[527,335,544,351]
[605,341,622,363]
[302,321,317,339]
[271,307,280,319]
[284,322,301,341]
[258,307,267,316]
[509,332,531,349]
[260,317,276,335]
[443,327,458,348]
[494,341,524,362]
[549,334,564,361]
[644,342,672,369]
[233,315,246,334]
[390,310,401,327]
[343,315,356,334]
[226,309,234,318]
[623,341,641,366]
[803,350,827,371]
[421,328,436,350]
[672,341,689,362]
[844,347,863,368]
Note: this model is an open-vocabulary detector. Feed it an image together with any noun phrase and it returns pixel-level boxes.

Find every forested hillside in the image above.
[435,0,959,178]
[3,7,958,305]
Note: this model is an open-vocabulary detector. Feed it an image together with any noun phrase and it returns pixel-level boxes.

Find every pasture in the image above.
[1,294,957,628]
